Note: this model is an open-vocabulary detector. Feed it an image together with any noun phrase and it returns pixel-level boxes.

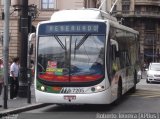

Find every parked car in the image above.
[146,63,160,83]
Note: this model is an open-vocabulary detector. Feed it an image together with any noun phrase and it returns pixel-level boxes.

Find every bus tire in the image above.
[112,79,122,105]
[117,79,122,100]
[130,71,137,93]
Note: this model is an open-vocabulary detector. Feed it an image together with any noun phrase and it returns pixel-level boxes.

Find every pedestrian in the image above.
[0,58,3,107]
[0,58,3,94]
[30,59,34,75]
[9,57,20,99]
[30,59,34,83]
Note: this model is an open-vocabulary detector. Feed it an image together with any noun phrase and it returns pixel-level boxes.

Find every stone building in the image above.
[0,0,84,60]
[114,0,160,64]
[85,0,160,64]
[0,0,160,64]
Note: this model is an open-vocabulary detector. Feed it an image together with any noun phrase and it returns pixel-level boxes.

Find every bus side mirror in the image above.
[28,33,35,55]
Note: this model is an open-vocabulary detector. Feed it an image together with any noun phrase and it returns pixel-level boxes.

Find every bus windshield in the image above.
[37,22,106,83]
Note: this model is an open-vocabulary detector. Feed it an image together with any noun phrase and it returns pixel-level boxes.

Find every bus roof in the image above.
[38,8,138,35]
[50,8,117,22]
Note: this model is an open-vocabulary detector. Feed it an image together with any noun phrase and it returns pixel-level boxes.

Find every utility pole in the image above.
[152,38,154,62]
[3,0,10,109]
[18,0,29,97]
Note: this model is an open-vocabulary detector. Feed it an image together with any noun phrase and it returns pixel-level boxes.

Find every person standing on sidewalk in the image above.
[0,58,3,95]
[10,57,20,99]
[0,58,3,107]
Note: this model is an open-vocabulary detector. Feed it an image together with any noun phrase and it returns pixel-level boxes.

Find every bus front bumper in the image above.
[35,88,112,104]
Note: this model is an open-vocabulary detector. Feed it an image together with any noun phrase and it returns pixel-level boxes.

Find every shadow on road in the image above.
[42,94,131,112]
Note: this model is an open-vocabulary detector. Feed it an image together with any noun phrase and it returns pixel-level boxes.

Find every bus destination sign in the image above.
[39,22,106,35]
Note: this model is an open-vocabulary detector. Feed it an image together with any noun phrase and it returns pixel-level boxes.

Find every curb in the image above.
[0,103,51,117]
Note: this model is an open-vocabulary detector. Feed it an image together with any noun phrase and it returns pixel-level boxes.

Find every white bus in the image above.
[31,8,141,104]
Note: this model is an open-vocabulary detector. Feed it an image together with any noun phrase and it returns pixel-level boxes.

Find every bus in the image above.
[30,8,141,104]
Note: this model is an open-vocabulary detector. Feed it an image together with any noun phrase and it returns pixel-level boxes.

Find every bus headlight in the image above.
[41,86,45,91]
[96,85,102,90]
[91,85,105,92]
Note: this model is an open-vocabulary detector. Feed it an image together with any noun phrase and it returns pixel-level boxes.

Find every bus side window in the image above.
[111,44,120,76]
[111,45,119,60]
[112,45,116,61]
[106,38,112,82]
[125,52,131,67]
[119,51,130,68]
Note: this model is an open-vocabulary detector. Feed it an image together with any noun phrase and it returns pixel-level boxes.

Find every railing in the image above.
[135,0,160,5]
[122,1,130,5]
[116,11,160,18]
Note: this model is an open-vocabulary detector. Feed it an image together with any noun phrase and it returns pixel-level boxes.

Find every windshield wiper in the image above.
[54,35,66,50]
[75,34,90,50]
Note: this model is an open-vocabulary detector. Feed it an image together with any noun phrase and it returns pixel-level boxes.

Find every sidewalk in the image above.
[0,85,49,117]
[141,71,147,79]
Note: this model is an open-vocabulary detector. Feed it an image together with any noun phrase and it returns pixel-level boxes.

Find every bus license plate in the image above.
[61,88,85,94]
[64,95,76,100]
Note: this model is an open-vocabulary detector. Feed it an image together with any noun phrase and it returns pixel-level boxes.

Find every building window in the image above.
[113,5,117,12]
[41,0,56,10]
[84,0,97,8]
[145,33,156,45]
[122,5,130,14]
[135,6,141,14]
[145,22,155,31]
[122,0,130,14]
[122,5,129,11]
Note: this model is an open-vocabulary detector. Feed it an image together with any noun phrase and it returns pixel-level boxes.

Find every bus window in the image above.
[106,38,120,80]
[111,45,120,75]
[119,51,131,68]
[37,21,106,84]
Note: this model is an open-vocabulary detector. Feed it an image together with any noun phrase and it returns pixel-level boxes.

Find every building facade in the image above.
[114,0,160,64]
[85,0,160,64]
[0,0,84,60]
[0,0,160,65]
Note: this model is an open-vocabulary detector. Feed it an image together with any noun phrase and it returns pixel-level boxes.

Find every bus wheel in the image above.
[117,79,122,100]
[112,79,122,105]
[130,72,137,93]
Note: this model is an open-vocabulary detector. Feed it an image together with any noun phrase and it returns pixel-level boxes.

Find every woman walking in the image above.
[10,57,19,99]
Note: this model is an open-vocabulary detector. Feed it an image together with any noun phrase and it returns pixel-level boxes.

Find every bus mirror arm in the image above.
[28,33,35,55]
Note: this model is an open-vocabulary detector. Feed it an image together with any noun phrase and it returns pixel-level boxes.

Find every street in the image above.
[1,0,160,119]
[14,78,160,119]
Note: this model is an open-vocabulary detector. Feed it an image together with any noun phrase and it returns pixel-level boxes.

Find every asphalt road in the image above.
[16,79,160,119]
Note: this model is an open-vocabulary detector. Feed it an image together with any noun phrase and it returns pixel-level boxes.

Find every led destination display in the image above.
[38,22,106,35]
